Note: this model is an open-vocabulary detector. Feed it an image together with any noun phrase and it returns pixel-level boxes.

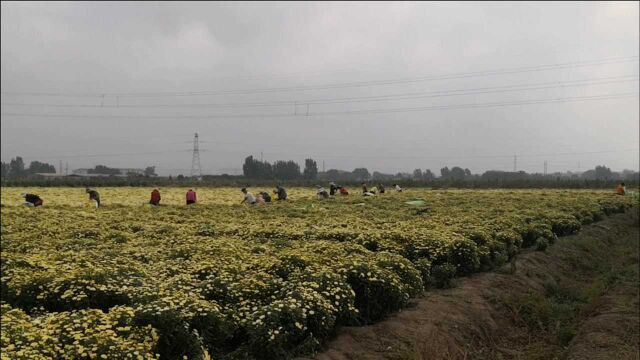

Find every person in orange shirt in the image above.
[616,182,626,196]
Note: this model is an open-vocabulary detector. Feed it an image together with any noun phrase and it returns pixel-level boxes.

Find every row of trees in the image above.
[1,157,158,179]
[1,157,56,178]
[242,156,319,180]
[3,154,637,185]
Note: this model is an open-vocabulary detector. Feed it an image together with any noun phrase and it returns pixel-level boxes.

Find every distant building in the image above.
[71,168,145,177]
[72,168,91,176]
[34,173,69,178]
[119,168,145,176]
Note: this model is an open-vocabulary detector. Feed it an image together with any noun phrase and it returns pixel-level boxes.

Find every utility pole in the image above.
[65,162,68,176]
[322,160,325,173]
[190,133,202,179]
[544,160,548,176]
[260,151,263,162]
[59,160,63,175]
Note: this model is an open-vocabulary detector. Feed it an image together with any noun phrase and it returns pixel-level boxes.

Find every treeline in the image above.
[242,156,318,180]
[1,154,637,189]
[1,157,56,178]
[1,157,158,178]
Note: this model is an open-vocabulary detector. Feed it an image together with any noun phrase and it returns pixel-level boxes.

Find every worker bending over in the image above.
[259,191,272,202]
[21,193,43,207]
[86,188,101,208]
[329,182,340,196]
[274,185,287,200]
[241,188,257,205]
[186,189,197,205]
[316,185,329,200]
[150,188,161,206]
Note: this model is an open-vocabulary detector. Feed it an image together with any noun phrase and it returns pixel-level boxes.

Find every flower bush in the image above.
[1,187,634,359]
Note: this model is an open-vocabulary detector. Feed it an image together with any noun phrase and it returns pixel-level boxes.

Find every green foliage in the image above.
[303,159,318,180]
[535,237,549,251]
[430,263,457,288]
[446,238,480,275]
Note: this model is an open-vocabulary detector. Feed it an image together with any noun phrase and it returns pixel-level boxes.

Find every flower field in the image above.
[1,187,635,359]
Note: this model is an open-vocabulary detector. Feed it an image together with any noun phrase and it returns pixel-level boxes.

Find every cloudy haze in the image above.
[2,1,638,176]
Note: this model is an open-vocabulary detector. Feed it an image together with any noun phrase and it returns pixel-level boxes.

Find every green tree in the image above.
[440,167,450,179]
[144,166,157,177]
[449,166,466,180]
[273,160,301,180]
[303,158,318,180]
[594,165,613,180]
[9,157,26,178]
[424,169,436,180]
[243,155,273,179]
[352,168,370,181]
[1,162,9,178]
[28,161,56,174]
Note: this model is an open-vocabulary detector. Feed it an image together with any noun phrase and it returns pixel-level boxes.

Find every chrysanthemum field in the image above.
[1,187,634,359]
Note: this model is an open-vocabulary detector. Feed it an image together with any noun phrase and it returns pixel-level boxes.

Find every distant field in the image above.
[1,188,635,359]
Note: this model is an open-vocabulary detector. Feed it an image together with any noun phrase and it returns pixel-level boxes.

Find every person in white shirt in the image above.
[393,184,403,192]
[316,185,329,200]
[241,188,257,205]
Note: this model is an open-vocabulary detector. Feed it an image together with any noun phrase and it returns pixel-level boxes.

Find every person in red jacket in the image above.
[150,188,161,206]
[186,189,197,205]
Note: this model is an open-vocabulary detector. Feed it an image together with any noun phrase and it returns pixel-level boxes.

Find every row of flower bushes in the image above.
[1,188,635,359]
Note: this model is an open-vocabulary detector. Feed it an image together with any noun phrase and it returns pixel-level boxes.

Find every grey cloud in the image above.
[2,1,638,176]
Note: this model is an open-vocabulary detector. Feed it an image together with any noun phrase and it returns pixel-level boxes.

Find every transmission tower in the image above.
[190,133,202,179]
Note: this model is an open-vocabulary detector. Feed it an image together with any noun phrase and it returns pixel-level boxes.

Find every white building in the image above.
[71,168,146,177]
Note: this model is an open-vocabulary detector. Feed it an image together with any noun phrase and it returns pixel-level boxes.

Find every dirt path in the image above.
[306,209,639,360]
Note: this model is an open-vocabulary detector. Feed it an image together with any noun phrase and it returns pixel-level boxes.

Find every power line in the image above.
[258,148,639,161]
[2,75,636,109]
[2,56,637,98]
[2,92,636,119]
[12,146,637,173]
[309,92,639,116]
[18,150,187,160]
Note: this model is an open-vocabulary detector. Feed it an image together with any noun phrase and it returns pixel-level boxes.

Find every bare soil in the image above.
[305,209,639,360]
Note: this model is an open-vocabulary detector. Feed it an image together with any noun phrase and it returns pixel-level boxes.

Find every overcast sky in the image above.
[2,1,638,176]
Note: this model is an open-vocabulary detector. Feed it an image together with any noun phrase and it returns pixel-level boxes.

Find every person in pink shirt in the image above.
[186,189,197,205]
